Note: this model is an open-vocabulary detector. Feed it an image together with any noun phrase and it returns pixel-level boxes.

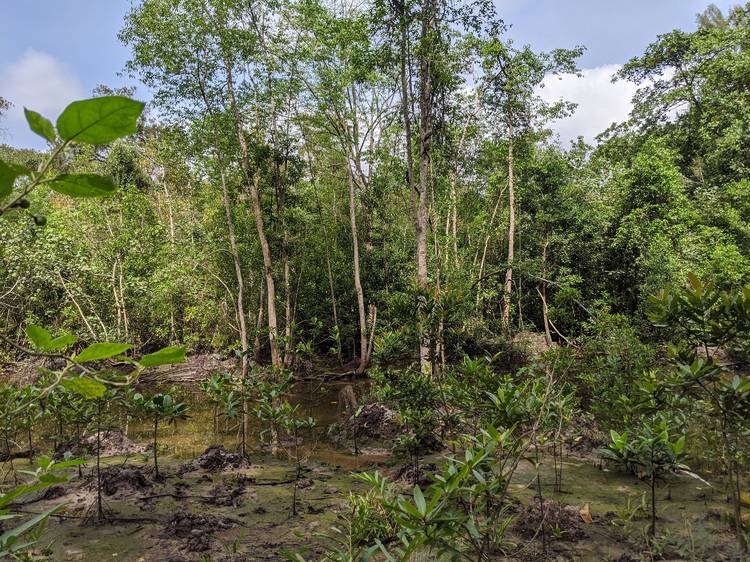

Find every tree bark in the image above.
[220,168,249,379]
[398,10,417,223]
[502,123,516,333]
[348,165,369,373]
[416,0,436,373]
[254,278,265,363]
[223,56,281,368]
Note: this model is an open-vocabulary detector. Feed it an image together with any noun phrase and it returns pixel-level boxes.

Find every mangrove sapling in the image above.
[132,392,189,479]
[0,385,23,482]
[360,424,525,561]
[226,374,256,457]
[549,391,576,494]
[649,274,750,553]
[199,373,233,435]
[0,455,85,558]
[252,369,294,455]
[281,408,316,516]
[17,386,41,462]
[600,419,687,540]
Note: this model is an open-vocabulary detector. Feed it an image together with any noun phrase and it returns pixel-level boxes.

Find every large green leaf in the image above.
[49,334,77,350]
[24,325,76,351]
[24,109,56,143]
[56,96,145,144]
[73,342,131,363]
[62,377,107,400]
[0,160,30,200]
[47,174,116,198]
[25,325,52,350]
[139,346,186,368]
[0,504,63,551]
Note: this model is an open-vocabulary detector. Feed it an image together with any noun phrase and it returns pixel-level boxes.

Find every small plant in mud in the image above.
[370,367,442,473]
[252,368,294,454]
[600,418,687,540]
[132,392,189,479]
[281,407,316,516]
[359,423,523,561]
[649,273,750,553]
[0,455,84,558]
[199,372,234,434]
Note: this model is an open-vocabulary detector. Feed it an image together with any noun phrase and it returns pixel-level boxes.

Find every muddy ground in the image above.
[2,378,746,561]
[5,437,744,562]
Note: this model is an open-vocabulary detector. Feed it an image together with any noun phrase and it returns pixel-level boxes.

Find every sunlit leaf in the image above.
[0,160,30,200]
[24,109,56,143]
[47,174,116,198]
[73,342,131,363]
[56,96,145,144]
[25,325,52,350]
[62,377,106,400]
[139,346,186,368]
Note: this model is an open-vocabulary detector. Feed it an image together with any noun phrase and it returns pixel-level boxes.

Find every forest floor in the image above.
[2,374,744,561]
[9,442,740,561]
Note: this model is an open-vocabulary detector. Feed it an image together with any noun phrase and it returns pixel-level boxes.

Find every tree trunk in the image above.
[254,279,265,363]
[399,10,416,223]
[502,125,516,333]
[348,165,369,373]
[153,417,159,479]
[476,185,505,309]
[224,56,281,368]
[416,0,436,374]
[283,229,293,368]
[220,168,249,379]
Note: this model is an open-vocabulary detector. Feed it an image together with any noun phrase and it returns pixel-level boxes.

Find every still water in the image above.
[127,378,389,469]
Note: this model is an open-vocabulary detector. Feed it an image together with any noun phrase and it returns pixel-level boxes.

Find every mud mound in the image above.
[565,416,607,456]
[143,353,236,384]
[202,480,246,507]
[180,445,250,473]
[99,466,152,496]
[339,403,401,441]
[165,512,236,552]
[514,499,586,541]
[393,462,437,487]
[55,429,146,460]
[83,429,147,457]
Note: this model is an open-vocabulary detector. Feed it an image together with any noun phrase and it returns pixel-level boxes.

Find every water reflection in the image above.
[128,378,389,469]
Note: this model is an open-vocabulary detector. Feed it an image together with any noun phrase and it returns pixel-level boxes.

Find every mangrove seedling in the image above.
[133,392,189,479]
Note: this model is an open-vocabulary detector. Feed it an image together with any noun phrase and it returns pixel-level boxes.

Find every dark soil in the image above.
[514,498,587,541]
[164,512,238,552]
[179,445,251,473]
[393,462,437,487]
[101,465,153,496]
[338,402,401,441]
[54,429,146,460]
[202,479,247,507]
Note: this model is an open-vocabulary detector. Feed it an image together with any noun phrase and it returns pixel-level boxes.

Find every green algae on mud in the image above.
[2,376,745,561]
[32,454,371,562]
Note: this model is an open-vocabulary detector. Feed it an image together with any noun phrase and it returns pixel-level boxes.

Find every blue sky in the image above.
[0,0,738,148]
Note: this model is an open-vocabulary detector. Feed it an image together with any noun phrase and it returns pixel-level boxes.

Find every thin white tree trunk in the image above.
[348,165,369,373]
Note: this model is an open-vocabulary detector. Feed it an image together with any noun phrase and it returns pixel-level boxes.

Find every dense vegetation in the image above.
[0,1,749,561]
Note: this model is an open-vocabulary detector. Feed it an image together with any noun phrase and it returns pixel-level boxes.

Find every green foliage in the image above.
[25,324,77,351]
[56,96,145,144]
[47,173,116,198]
[62,376,107,400]
[600,418,687,538]
[0,456,84,557]
[24,109,56,144]
[73,342,132,363]
[139,345,186,367]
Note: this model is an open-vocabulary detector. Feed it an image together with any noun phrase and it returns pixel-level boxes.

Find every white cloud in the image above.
[0,49,85,148]
[538,64,637,146]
